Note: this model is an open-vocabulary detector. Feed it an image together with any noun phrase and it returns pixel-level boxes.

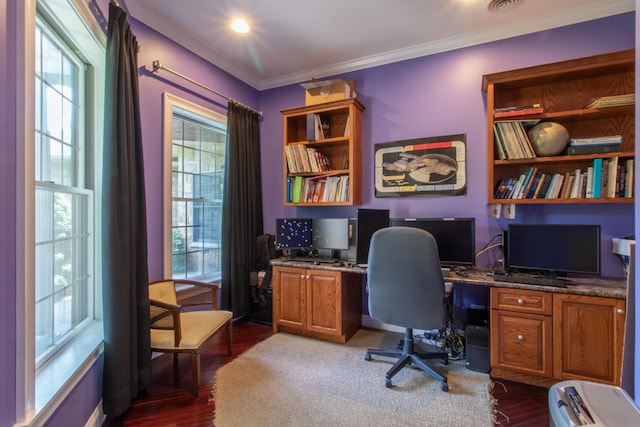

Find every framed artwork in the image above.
[374,134,467,197]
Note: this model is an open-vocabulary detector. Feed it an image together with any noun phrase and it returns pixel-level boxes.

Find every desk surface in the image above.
[270,258,627,299]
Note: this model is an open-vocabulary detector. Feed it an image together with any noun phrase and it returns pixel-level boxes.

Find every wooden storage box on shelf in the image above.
[483,49,635,205]
[281,98,364,206]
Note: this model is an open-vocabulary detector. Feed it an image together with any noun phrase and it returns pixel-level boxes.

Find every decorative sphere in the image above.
[527,122,570,156]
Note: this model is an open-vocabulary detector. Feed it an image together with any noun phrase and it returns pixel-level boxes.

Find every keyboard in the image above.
[492,272,572,288]
[290,256,336,264]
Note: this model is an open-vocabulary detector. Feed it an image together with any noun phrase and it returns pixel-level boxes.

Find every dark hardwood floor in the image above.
[103,321,549,426]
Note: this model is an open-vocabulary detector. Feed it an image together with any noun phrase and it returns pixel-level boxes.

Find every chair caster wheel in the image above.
[442,382,449,392]
[441,358,449,365]
[386,378,393,388]
[365,353,371,361]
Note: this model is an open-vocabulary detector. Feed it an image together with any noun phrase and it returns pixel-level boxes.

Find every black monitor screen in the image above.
[275,218,312,250]
[312,218,350,250]
[356,209,390,265]
[390,217,476,267]
[507,224,601,275]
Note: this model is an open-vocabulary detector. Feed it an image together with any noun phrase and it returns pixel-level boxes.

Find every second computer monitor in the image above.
[390,217,476,268]
[356,209,390,266]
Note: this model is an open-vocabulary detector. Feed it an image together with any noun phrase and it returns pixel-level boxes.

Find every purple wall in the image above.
[132,19,260,281]
[2,0,18,424]
[259,13,635,278]
[0,2,636,426]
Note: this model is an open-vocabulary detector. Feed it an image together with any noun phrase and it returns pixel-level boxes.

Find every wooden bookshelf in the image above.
[483,50,635,204]
[281,99,364,206]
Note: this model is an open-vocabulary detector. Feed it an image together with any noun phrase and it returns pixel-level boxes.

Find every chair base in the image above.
[365,328,449,391]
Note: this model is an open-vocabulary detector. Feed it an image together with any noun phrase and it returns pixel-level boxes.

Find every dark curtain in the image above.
[101,3,150,417]
[221,102,264,316]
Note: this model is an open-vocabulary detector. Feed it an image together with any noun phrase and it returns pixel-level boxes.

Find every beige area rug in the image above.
[212,329,496,426]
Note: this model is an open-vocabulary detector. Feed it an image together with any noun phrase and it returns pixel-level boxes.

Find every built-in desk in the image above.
[271,258,628,387]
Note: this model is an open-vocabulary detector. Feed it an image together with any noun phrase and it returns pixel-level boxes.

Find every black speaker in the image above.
[465,325,490,373]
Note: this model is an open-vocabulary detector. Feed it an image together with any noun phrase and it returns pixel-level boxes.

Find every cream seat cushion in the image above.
[150,309,233,350]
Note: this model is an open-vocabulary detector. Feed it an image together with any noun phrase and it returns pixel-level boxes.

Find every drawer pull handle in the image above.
[300,275,305,279]
[617,308,625,315]
[306,275,310,280]
[517,298,524,305]
[517,335,524,341]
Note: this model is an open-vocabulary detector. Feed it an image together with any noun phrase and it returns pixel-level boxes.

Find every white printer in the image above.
[549,380,640,426]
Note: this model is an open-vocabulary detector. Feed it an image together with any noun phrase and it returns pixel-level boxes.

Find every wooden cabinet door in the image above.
[306,270,342,336]
[553,294,626,385]
[491,309,553,377]
[272,266,306,330]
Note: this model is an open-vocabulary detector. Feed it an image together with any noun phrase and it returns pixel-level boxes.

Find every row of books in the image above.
[493,157,634,200]
[493,120,537,160]
[285,144,331,173]
[286,174,350,204]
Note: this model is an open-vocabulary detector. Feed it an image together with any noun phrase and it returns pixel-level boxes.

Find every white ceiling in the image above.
[124,0,635,90]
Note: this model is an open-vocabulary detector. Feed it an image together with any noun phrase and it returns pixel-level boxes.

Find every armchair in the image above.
[149,279,233,395]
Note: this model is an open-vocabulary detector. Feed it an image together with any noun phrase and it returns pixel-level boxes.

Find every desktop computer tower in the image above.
[465,325,490,373]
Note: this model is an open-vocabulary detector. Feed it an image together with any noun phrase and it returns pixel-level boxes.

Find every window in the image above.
[164,94,227,281]
[35,19,94,364]
[15,0,105,423]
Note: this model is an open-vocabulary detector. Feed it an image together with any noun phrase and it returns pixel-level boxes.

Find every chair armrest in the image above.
[173,279,221,310]
[150,298,182,344]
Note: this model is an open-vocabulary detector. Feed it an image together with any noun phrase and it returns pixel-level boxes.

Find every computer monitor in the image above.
[506,224,601,276]
[312,218,350,250]
[390,217,476,268]
[275,218,313,251]
[356,209,390,266]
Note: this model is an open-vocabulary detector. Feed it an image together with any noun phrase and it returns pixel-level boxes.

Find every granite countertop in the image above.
[271,258,628,299]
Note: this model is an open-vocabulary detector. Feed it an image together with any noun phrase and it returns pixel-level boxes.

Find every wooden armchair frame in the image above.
[149,279,233,395]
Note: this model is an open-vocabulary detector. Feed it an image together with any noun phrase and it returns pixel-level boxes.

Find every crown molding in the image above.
[128,0,635,91]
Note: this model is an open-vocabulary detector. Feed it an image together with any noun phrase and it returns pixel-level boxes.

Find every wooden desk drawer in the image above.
[491,288,553,315]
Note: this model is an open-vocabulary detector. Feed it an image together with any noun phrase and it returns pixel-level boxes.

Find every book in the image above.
[536,174,553,199]
[585,167,594,198]
[493,124,508,160]
[584,93,635,109]
[495,122,521,159]
[606,156,619,198]
[625,159,634,197]
[560,172,573,199]
[569,135,622,146]
[546,174,565,199]
[532,173,547,198]
[517,167,536,199]
[592,158,603,198]
[525,170,543,198]
[494,104,543,118]
[292,175,303,203]
[569,169,582,198]
[565,143,621,155]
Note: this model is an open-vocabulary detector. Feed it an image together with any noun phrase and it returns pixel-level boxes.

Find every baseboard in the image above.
[86,401,105,427]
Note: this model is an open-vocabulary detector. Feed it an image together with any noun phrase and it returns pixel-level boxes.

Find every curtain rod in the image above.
[151,60,263,116]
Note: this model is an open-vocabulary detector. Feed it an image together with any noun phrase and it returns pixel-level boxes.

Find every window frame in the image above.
[162,93,227,281]
[16,0,106,425]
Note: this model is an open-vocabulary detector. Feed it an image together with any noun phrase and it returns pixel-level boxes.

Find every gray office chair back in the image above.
[367,226,445,330]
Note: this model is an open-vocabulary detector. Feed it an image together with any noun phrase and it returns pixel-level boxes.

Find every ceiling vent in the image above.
[486,0,524,12]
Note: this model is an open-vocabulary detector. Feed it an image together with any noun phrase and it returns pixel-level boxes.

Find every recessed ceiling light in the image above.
[231,19,250,34]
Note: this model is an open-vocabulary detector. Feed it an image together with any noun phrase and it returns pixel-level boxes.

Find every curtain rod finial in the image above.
[152,60,161,72]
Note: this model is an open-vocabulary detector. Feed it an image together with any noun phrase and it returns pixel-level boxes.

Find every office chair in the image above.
[365,227,449,391]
